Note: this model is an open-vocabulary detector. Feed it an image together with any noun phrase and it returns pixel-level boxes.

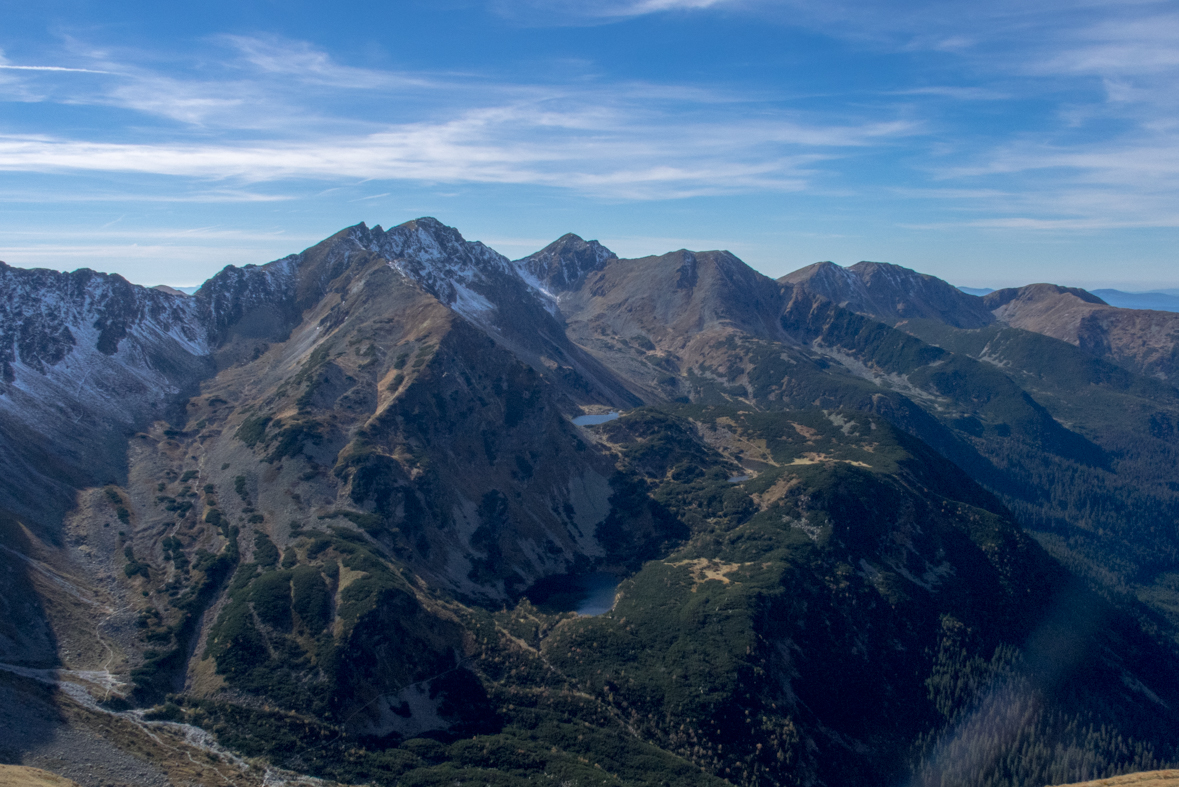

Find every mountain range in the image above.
[2,218,1179,787]
[1089,290,1179,313]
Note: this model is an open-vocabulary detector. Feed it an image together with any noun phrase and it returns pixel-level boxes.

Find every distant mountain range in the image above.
[2,220,1179,787]
[1092,289,1179,312]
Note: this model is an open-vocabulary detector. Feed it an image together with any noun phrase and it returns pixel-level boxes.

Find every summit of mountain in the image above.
[985,281,1109,311]
[551,247,788,399]
[981,283,1111,352]
[560,248,784,345]
[984,283,1179,381]
[514,232,617,295]
[781,261,1179,383]
[782,259,995,329]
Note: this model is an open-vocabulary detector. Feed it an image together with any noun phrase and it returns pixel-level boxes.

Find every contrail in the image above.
[0,65,112,74]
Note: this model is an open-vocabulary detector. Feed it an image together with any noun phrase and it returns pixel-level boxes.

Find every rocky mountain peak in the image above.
[779,261,860,300]
[847,260,995,328]
[349,217,526,322]
[984,282,1109,311]
[514,233,618,296]
[782,259,994,329]
[193,254,300,343]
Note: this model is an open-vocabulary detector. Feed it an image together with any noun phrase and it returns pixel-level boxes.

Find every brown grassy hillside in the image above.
[0,765,81,787]
[1052,770,1179,786]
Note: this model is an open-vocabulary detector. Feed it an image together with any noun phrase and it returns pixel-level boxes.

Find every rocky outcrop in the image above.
[515,233,617,295]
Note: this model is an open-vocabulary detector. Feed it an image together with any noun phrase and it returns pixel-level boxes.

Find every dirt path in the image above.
[0,659,343,787]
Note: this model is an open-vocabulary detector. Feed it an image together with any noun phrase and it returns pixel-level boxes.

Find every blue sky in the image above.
[1,0,1178,290]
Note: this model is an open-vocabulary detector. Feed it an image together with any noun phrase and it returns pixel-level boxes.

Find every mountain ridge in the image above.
[782,258,995,329]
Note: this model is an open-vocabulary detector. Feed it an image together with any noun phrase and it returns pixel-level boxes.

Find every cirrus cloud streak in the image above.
[0,92,917,199]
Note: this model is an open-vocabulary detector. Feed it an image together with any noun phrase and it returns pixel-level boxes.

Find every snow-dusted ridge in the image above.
[0,218,614,401]
[0,263,221,522]
[0,217,569,405]
[344,217,563,324]
[0,263,208,382]
[0,217,614,522]
[0,263,213,437]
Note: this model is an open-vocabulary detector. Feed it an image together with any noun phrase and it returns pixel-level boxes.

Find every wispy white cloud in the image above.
[902,141,1179,230]
[1029,10,1179,77]
[0,227,308,242]
[5,6,1179,240]
[0,186,294,204]
[0,117,888,199]
[217,35,440,90]
[0,36,454,130]
[0,47,116,75]
[889,86,1011,101]
[607,0,738,16]
[491,0,744,23]
[932,134,1179,192]
[0,40,920,201]
[0,64,113,74]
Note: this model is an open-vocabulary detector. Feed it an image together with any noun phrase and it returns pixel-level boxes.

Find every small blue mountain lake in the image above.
[524,572,620,616]
[571,412,620,426]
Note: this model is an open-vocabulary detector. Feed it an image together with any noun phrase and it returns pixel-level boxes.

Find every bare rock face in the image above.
[350,218,523,323]
[514,233,617,295]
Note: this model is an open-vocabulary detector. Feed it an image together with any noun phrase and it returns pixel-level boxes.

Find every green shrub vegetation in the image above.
[165,403,1178,786]
[235,415,271,447]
